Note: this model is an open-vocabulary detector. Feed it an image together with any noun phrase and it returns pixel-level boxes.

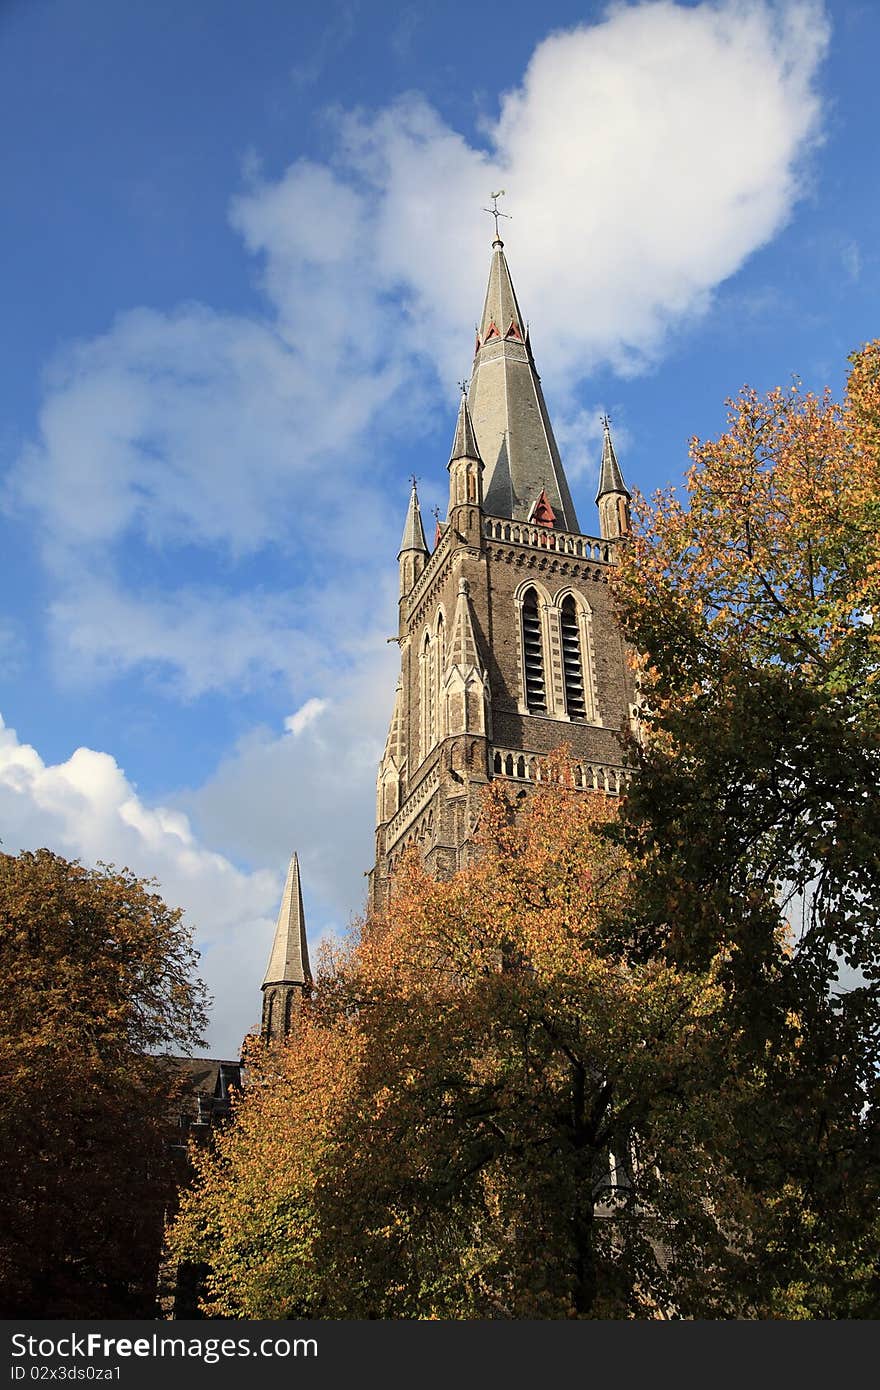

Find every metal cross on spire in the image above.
[483,190,511,241]
[601,412,612,431]
[458,379,469,396]
[409,473,419,491]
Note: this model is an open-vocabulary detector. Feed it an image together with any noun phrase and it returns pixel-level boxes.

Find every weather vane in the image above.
[483,190,511,240]
[601,412,612,431]
[409,473,419,490]
[458,379,469,396]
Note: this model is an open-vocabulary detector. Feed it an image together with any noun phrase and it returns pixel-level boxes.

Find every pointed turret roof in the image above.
[447,577,482,670]
[595,417,630,502]
[398,481,429,556]
[448,389,482,465]
[262,852,311,988]
[468,237,579,533]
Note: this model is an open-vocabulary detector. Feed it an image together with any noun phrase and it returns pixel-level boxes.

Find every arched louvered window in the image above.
[420,631,431,760]
[521,588,547,713]
[434,611,444,741]
[561,595,586,718]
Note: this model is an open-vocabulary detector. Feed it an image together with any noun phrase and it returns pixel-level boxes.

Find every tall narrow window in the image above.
[434,612,444,742]
[560,595,586,718]
[420,632,431,760]
[522,588,547,713]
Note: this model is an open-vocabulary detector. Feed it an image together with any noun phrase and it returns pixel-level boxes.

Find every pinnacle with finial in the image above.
[595,413,630,502]
[449,385,482,466]
[399,476,428,555]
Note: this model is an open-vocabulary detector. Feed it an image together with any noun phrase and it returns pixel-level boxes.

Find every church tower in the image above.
[369,231,634,912]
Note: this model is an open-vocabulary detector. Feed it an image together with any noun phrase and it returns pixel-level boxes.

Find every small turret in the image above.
[446,387,484,547]
[398,480,429,597]
[261,852,312,1043]
[595,416,631,540]
[447,386,484,507]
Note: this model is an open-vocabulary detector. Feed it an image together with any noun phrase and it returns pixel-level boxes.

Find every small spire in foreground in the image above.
[261,851,312,1043]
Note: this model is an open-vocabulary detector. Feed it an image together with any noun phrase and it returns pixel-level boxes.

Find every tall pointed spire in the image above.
[263,852,311,989]
[399,479,429,556]
[467,237,579,533]
[261,852,311,1043]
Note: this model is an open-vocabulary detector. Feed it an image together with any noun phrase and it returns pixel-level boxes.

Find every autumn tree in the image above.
[172,347,879,1320]
[0,848,209,1317]
[171,773,757,1319]
[611,342,880,1317]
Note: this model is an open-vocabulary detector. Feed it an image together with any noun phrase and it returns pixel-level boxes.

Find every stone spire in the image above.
[595,416,631,541]
[261,852,311,1043]
[468,237,579,533]
[398,479,429,596]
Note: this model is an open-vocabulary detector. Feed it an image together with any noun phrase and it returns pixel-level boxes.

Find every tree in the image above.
[172,345,880,1320]
[0,848,209,1317]
[611,342,880,1316]
[171,771,752,1319]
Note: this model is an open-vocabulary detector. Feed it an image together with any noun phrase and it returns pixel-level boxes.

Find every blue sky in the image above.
[1,0,877,1054]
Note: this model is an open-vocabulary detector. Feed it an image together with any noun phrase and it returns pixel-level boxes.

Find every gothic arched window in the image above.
[420,630,431,761]
[560,595,586,718]
[434,611,444,742]
[521,588,547,714]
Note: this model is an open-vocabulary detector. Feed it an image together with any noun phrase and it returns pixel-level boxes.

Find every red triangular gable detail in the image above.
[505,319,523,341]
[483,320,500,340]
[530,489,556,528]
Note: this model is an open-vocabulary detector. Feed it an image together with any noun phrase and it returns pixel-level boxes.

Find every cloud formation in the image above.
[0,713,280,1054]
[1,1,831,1053]
[11,0,829,596]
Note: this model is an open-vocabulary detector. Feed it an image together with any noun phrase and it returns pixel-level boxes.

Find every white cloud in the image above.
[8,2,829,659]
[332,0,829,386]
[46,566,398,700]
[285,698,329,736]
[0,713,283,1055]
